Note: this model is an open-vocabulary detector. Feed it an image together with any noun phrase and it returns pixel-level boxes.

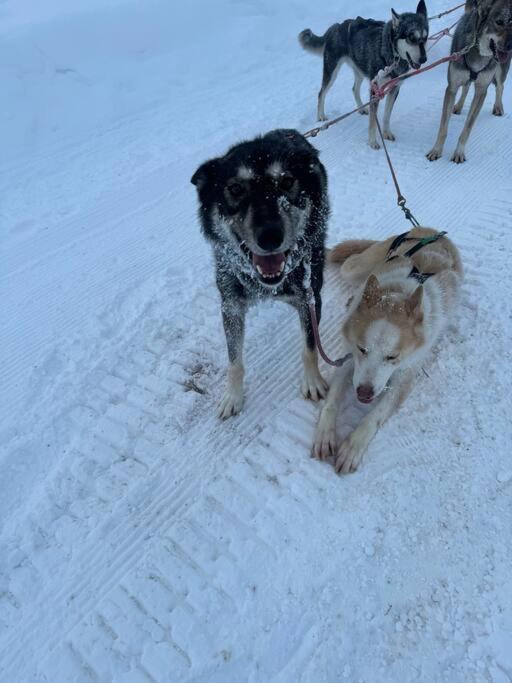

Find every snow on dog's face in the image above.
[191,129,327,287]
[392,0,429,70]
[478,0,512,61]
[343,275,425,404]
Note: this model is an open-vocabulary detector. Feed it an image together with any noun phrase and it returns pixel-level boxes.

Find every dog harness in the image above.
[386,230,447,284]
[463,53,494,82]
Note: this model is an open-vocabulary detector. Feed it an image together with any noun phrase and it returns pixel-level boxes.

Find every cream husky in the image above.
[313,228,463,473]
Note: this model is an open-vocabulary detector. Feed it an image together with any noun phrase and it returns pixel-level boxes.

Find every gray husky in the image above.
[299,2,429,149]
[452,0,511,117]
[427,0,512,164]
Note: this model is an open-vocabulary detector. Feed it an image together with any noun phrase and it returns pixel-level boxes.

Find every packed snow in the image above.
[1,0,512,680]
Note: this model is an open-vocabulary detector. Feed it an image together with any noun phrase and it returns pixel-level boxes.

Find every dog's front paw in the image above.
[453,104,463,115]
[426,147,442,161]
[368,139,381,150]
[359,107,369,115]
[312,421,337,461]
[492,103,504,116]
[217,386,244,419]
[451,149,466,164]
[335,427,369,474]
[383,130,396,141]
[317,113,328,122]
[301,368,328,402]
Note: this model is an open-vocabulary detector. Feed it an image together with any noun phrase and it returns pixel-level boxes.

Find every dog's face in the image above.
[191,130,326,288]
[478,0,512,61]
[343,275,425,404]
[392,0,429,69]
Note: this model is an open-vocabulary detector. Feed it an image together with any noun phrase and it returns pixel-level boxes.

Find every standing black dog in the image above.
[191,129,329,418]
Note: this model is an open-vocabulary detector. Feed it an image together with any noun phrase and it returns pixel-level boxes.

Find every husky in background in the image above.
[299,1,429,149]
[427,0,512,163]
[453,0,511,117]
[312,228,463,474]
[191,129,329,419]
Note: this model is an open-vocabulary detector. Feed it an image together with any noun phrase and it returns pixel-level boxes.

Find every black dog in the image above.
[191,129,329,418]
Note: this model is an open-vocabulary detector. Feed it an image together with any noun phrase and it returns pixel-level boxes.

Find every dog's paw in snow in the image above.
[312,421,337,461]
[335,427,369,474]
[217,386,244,419]
[426,147,442,161]
[301,367,328,402]
[451,149,466,164]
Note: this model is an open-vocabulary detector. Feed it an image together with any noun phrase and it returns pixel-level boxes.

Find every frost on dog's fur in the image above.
[191,129,330,418]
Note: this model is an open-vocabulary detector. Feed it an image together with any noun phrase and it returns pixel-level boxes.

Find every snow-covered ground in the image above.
[2,0,512,679]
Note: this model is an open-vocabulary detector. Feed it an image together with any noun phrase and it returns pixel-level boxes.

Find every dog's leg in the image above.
[493,61,510,116]
[426,66,462,161]
[296,296,328,402]
[312,360,353,460]
[451,81,490,163]
[352,71,368,114]
[383,86,400,141]
[453,83,470,114]
[368,97,381,149]
[218,298,246,419]
[335,370,413,473]
[317,55,341,121]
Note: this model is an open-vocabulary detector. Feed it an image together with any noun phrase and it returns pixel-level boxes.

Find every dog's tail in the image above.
[328,240,376,265]
[298,28,326,54]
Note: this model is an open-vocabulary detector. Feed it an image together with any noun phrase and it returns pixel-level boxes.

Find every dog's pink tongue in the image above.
[252,252,285,275]
[498,50,510,64]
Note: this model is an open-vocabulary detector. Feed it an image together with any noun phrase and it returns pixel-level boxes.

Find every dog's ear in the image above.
[416,0,427,19]
[391,8,401,28]
[191,159,220,190]
[362,274,381,307]
[405,286,423,319]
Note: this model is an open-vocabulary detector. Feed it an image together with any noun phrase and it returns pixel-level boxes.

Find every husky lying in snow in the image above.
[427,0,512,163]
[299,1,429,149]
[191,130,329,419]
[313,228,463,474]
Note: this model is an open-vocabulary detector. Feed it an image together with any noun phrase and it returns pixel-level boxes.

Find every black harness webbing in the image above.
[386,230,447,284]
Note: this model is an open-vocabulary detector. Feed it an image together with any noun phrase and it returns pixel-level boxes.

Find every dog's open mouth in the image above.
[251,251,288,285]
[490,39,511,64]
[406,52,421,70]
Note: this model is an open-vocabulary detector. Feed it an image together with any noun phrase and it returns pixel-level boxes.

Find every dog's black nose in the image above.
[256,226,285,252]
[356,385,374,404]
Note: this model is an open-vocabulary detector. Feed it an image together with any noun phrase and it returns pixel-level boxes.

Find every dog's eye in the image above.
[279,175,294,191]
[408,34,417,44]
[228,182,244,198]
[496,18,505,26]
[357,346,368,356]
[385,354,399,362]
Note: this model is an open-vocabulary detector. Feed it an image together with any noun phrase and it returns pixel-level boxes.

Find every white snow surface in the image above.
[2,0,512,680]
